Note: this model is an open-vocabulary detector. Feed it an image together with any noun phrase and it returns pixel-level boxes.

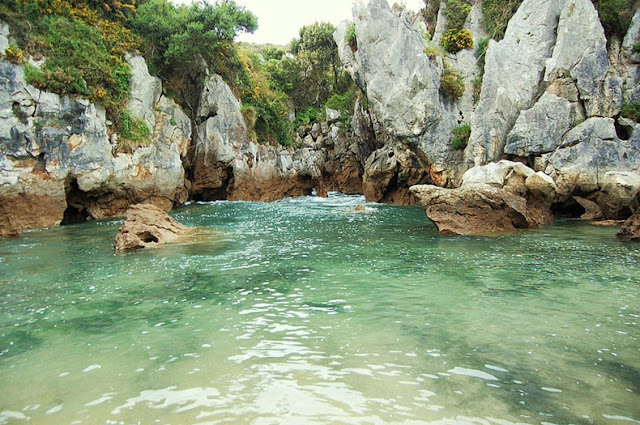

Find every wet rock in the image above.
[411,162,555,236]
[617,211,640,241]
[114,204,191,252]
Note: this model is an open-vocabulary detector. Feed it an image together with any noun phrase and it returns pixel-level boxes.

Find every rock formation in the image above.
[0,54,190,236]
[617,211,640,241]
[114,203,191,252]
[410,161,556,236]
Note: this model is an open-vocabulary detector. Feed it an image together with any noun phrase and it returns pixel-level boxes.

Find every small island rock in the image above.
[114,204,191,252]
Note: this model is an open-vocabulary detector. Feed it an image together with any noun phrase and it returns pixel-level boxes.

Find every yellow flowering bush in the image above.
[4,45,25,64]
[440,65,465,100]
[440,29,473,54]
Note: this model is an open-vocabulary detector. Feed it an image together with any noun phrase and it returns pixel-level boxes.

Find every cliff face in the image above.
[1,0,639,236]
[335,0,640,213]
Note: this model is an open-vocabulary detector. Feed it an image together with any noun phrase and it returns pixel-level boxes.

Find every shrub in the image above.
[481,0,522,40]
[297,107,320,125]
[621,101,640,122]
[440,65,465,100]
[345,22,357,51]
[440,28,473,53]
[633,42,640,53]
[117,110,151,153]
[444,0,473,30]
[472,77,482,104]
[591,0,635,42]
[3,44,24,64]
[242,105,258,141]
[475,37,490,74]
[451,123,471,149]
[424,44,445,60]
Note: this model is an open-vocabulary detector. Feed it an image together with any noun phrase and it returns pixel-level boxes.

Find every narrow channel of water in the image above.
[0,193,638,424]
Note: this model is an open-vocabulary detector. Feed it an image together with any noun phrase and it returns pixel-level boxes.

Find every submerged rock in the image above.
[617,211,640,241]
[114,204,191,252]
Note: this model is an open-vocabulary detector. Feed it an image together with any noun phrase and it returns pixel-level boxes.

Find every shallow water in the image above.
[0,193,638,425]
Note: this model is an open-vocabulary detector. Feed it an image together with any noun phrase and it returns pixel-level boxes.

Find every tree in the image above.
[133,0,257,115]
[289,22,350,109]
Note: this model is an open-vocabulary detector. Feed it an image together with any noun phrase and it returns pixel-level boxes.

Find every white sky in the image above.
[171,0,424,45]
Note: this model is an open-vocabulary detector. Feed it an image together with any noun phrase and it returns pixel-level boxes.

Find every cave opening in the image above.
[62,178,90,225]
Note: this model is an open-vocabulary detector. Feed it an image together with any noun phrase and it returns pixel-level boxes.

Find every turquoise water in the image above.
[0,193,638,425]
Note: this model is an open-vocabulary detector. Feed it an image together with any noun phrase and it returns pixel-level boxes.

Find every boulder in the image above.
[617,211,640,241]
[411,161,555,236]
[596,172,640,219]
[114,203,191,252]
[410,184,552,236]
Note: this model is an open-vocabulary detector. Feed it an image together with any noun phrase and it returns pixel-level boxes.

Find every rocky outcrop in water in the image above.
[114,203,190,252]
[617,211,640,241]
[0,55,190,235]
[410,161,556,235]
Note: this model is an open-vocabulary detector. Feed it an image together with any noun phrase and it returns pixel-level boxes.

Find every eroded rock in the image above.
[114,203,191,252]
[617,211,640,241]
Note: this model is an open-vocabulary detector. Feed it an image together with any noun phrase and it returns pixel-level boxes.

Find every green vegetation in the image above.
[345,22,357,51]
[472,77,482,104]
[440,64,465,100]
[440,28,473,53]
[451,123,471,149]
[4,0,136,116]
[633,43,640,53]
[420,0,440,38]
[443,0,472,30]
[2,1,360,147]
[591,0,637,42]
[132,0,257,116]
[475,38,490,74]
[424,44,445,60]
[481,0,522,40]
[621,101,640,123]
[117,110,151,153]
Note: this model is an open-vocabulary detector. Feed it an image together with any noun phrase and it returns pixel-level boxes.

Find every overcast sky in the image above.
[171,0,424,45]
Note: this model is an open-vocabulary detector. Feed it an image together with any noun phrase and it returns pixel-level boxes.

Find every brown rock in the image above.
[0,181,67,237]
[409,184,553,236]
[590,220,625,227]
[573,196,604,221]
[114,204,191,252]
[355,205,366,212]
[617,212,640,241]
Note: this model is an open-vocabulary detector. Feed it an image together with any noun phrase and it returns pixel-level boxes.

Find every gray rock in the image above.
[127,55,162,131]
[469,0,565,163]
[197,73,243,123]
[0,22,9,54]
[326,108,341,123]
[505,92,583,156]
[540,117,640,196]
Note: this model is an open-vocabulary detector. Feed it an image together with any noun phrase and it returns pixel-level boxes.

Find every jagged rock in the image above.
[469,0,565,163]
[127,55,162,131]
[410,184,552,236]
[617,211,640,241]
[573,196,604,220]
[621,9,640,104]
[197,73,242,122]
[544,0,620,117]
[411,161,555,235]
[0,22,9,54]
[596,172,640,219]
[326,108,341,123]
[114,203,190,252]
[190,74,247,199]
[505,93,584,156]
[539,118,640,199]
[0,55,191,236]
[335,0,462,192]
